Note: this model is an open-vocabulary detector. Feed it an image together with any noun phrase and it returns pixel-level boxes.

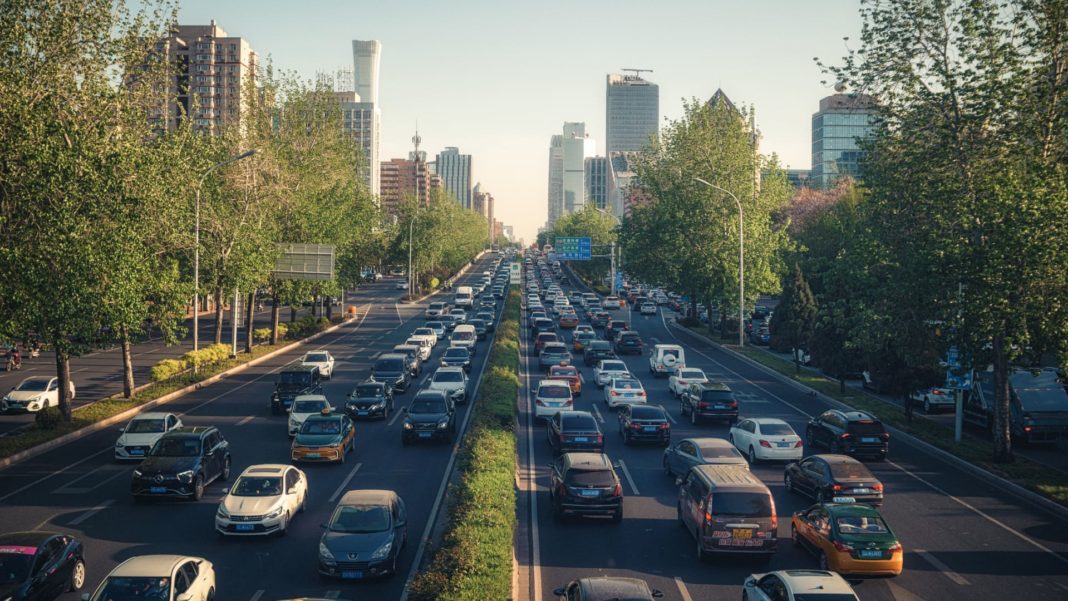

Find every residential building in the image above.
[379,157,434,216]
[585,156,608,211]
[351,40,382,196]
[435,147,473,208]
[547,135,565,227]
[336,91,380,197]
[473,183,496,242]
[606,73,659,154]
[811,93,876,188]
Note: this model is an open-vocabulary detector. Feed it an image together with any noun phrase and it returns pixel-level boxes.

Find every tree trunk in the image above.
[245,290,255,354]
[992,333,1014,463]
[55,350,73,422]
[271,293,282,345]
[213,287,224,345]
[326,297,333,320]
[290,305,297,323]
[120,324,134,398]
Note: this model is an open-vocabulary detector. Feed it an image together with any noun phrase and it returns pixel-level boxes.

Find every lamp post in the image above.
[193,149,257,365]
[693,177,745,346]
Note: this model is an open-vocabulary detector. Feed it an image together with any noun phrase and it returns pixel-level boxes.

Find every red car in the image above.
[535,332,560,352]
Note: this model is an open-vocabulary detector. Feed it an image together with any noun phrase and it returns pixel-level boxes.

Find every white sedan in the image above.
[215,464,308,536]
[594,360,631,388]
[728,417,804,463]
[115,412,183,460]
[288,395,332,437]
[603,377,648,409]
[85,555,216,601]
[1,376,75,413]
[300,350,335,379]
[668,368,709,398]
[743,569,858,601]
[412,327,439,347]
[428,366,469,404]
[639,302,657,315]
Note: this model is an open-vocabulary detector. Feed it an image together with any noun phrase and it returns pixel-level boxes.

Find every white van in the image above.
[450,324,477,354]
[649,344,686,377]
[454,286,474,309]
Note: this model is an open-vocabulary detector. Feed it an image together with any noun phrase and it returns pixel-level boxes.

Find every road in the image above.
[0,254,503,600]
[515,271,1068,600]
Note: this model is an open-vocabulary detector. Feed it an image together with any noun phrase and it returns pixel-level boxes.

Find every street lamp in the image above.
[193,149,257,362]
[693,177,745,346]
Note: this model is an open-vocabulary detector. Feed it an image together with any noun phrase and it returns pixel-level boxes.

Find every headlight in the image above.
[403,421,413,430]
[133,469,143,478]
[216,505,230,519]
[437,419,449,429]
[319,542,335,560]
[264,506,284,519]
[371,540,393,560]
[176,470,194,483]
[115,442,124,448]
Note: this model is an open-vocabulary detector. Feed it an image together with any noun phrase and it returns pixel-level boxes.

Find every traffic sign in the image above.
[554,236,592,261]
[509,262,521,284]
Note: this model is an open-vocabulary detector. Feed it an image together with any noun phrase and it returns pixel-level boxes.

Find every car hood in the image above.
[224,495,281,516]
[349,397,387,406]
[4,390,46,401]
[118,432,164,447]
[373,371,405,379]
[294,434,341,447]
[323,529,393,557]
[140,455,199,473]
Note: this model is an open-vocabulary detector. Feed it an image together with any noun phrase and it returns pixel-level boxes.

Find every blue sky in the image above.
[177,0,863,242]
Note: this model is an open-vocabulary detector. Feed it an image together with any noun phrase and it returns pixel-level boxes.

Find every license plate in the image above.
[574,437,589,442]
[129,448,144,455]
[149,486,166,494]
[418,432,432,438]
[860,549,882,559]
[358,410,369,416]
[341,570,364,579]
[643,426,657,432]
[579,489,600,497]
[853,488,871,494]
[235,524,255,532]
[714,404,728,409]
[732,529,753,539]
[624,393,635,398]
[861,437,878,443]
[305,453,320,458]
[776,442,791,448]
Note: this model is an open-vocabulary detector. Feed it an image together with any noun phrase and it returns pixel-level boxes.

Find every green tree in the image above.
[552,206,617,285]
[769,264,818,363]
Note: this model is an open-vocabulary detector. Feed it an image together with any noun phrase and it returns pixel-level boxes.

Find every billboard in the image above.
[274,244,335,281]
[553,236,592,261]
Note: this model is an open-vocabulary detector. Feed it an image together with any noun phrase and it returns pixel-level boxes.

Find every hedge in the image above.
[150,343,231,382]
[408,288,520,601]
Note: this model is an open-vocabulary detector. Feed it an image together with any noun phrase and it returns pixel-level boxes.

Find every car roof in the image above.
[378,353,407,360]
[539,380,571,388]
[773,571,856,595]
[134,412,173,420]
[282,363,319,373]
[563,452,612,469]
[750,417,790,425]
[111,554,199,577]
[436,366,465,374]
[824,502,885,518]
[816,454,863,465]
[165,426,214,438]
[337,489,397,506]
[688,437,732,450]
[697,382,731,391]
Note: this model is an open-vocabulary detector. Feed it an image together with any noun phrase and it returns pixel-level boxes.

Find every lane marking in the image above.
[387,407,405,427]
[914,549,970,585]
[248,591,264,601]
[51,463,116,493]
[674,577,694,601]
[617,459,640,495]
[327,462,363,503]
[658,404,677,424]
[591,403,605,424]
[53,465,129,495]
[70,499,114,525]
[236,415,255,426]
[323,591,340,599]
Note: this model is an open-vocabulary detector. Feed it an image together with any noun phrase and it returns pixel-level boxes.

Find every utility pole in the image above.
[230,288,239,358]
[609,242,617,294]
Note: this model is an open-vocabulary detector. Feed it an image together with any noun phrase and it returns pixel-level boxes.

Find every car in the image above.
[539,343,571,371]
[593,359,630,388]
[395,280,409,290]
[791,498,903,576]
[662,437,748,476]
[425,320,446,338]
[0,531,86,599]
[604,296,624,309]
[806,410,889,460]
[428,367,469,404]
[345,380,394,419]
[574,324,594,336]
[402,390,456,444]
[547,364,582,396]
[534,332,560,352]
[784,454,885,506]
[450,324,478,354]
[392,345,424,376]
[617,404,671,446]
[371,354,412,392]
[548,452,623,522]
[558,313,579,329]
[590,311,611,329]
[83,555,215,601]
[546,410,603,455]
[681,382,739,424]
[639,302,657,315]
[603,377,647,409]
[425,301,448,319]
[571,330,596,352]
[742,570,859,601]
[439,313,459,331]
[613,331,644,355]
[530,317,556,338]
[271,364,323,415]
[404,337,432,361]
[300,350,335,379]
[287,394,332,436]
[604,320,629,340]
[649,344,686,378]
[114,412,183,460]
[909,386,956,413]
[318,490,408,580]
[215,464,308,536]
[448,308,468,323]
[749,325,771,345]
[440,345,473,372]
[669,368,709,398]
[291,410,356,463]
[131,426,231,501]
[412,327,438,347]
[729,418,804,463]
[677,465,777,560]
[475,310,496,331]
[553,577,664,600]
[467,318,489,340]
[533,379,574,419]
[1,376,75,413]
[583,341,616,367]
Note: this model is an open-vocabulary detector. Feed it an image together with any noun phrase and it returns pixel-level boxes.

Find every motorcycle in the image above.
[5,357,21,371]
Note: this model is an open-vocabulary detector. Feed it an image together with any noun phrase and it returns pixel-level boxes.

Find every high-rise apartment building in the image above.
[585,156,608,211]
[379,158,437,217]
[547,135,565,227]
[336,91,380,197]
[351,40,382,196]
[435,147,473,208]
[811,93,876,188]
[155,21,258,134]
[606,73,659,154]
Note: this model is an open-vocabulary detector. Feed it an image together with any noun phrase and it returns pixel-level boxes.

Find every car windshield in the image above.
[305,353,329,363]
[355,385,383,398]
[231,476,282,497]
[829,462,874,480]
[847,420,885,435]
[453,331,473,341]
[92,577,172,601]
[301,420,340,435]
[414,329,433,336]
[758,422,795,436]
[699,443,742,458]
[543,345,567,354]
[429,303,444,310]
[701,390,733,402]
[15,379,49,391]
[710,492,773,517]
[0,549,33,584]
[293,400,327,413]
[127,418,166,434]
[444,348,469,359]
[601,361,627,371]
[426,322,444,329]
[279,372,311,385]
[410,400,446,414]
[329,505,391,533]
[836,515,890,534]
[150,438,200,457]
[565,469,615,487]
[629,406,663,420]
[434,371,464,383]
[539,385,570,399]
[553,368,578,377]
[374,358,404,372]
[561,415,598,430]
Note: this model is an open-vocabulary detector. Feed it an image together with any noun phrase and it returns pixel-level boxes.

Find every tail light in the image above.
[729,401,738,409]
[759,440,772,448]
[840,432,852,439]
[833,540,855,553]
[630,423,642,430]
[536,399,547,407]
[659,422,671,430]
[832,484,843,491]
[564,400,573,407]
[889,543,902,553]
[610,391,620,396]
[704,510,713,525]
[771,515,778,529]
[872,483,884,492]
[794,440,804,448]
[881,433,891,440]
[596,435,603,444]
[559,435,567,443]
[613,483,623,496]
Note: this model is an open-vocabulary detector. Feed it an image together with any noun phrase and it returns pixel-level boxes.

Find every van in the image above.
[454,286,474,309]
[676,464,778,560]
[271,364,323,415]
[649,344,686,377]
[450,324,477,354]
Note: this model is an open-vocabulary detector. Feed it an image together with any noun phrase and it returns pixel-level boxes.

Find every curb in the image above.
[669,322,1068,522]
[0,317,356,471]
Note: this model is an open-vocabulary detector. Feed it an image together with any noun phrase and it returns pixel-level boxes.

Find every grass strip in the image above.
[408,289,520,601]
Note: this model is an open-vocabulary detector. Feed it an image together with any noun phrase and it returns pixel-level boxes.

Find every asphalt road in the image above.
[515,272,1068,600]
[0,254,504,600]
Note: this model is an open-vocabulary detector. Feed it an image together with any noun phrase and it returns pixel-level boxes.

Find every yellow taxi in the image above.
[791,497,902,576]
[547,364,583,397]
[291,409,356,463]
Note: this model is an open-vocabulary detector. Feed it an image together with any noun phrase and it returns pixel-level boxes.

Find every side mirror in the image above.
[117,427,125,433]
[745,580,756,588]
[553,589,565,596]
[396,518,407,528]
[401,407,408,413]
[652,591,664,599]
[675,477,684,487]
[320,523,328,529]
[82,595,91,601]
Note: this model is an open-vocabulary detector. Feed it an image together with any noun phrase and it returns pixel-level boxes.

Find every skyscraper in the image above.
[585,156,608,210]
[562,122,595,215]
[352,40,382,196]
[435,147,473,208]
[811,93,876,188]
[606,73,659,154]
[547,135,564,227]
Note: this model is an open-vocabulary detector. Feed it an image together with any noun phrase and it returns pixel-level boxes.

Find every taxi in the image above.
[548,364,583,397]
[791,497,902,576]
[291,409,356,464]
[572,330,596,352]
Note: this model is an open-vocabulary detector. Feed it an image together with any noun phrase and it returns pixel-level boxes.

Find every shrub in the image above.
[253,328,272,343]
[35,407,62,430]
[150,359,188,382]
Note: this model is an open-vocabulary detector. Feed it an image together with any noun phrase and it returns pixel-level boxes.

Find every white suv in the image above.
[649,344,686,378]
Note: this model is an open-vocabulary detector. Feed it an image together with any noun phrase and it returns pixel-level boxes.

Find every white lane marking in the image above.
[50,463,115,493]
[394,303,402,322]
[387,407,405,427]
[323,591,340,599]
[617,459,640,495]
[1055,582,1068,592]
[591,403,605,424]
[658,405,677,424]
[914,549,970,585]
[33,511,61,530]
[248,591,264,601]
[70,499,114,525]
[674,577,694,601]
[327,462,363,503]
[53,465,129,494]
[236,415,255,426]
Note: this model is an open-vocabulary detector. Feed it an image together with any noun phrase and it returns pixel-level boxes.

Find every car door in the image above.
[46,379,60,407]
[392,497,408,543]
[810,412,832,447]
[547,413,561,449]
[283,468,301,515]
[673,440,698,479]
[800,458,825,497]
[732,420,752,451]
[180,560,206,600]
[25,537,62,600]
[202,433,221,481]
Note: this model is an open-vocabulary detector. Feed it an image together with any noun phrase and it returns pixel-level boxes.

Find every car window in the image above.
[410,400,447,413]
[151,437,200,457]
[836,515,889,534]
[759,575,788,601]
[561,414,597,430]
[758,422,794,436]
[678,440,696,455]
[709,492,773,517]
[698,443,743,459]
[539,385,570,399]
[803,458,825,477]
[434,371,464,383]
[232,476,282,496]
[127,418,167,434]
[285,469,298,491]
[292,400,327,413]
[180,561,198,582]
[173,569,190,594]
[564,469,615,487]
[329,505,391,533]
[301,419,340,435]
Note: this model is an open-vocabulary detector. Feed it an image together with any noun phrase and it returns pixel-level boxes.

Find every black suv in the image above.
[806,410,889,460]
[548,452,623,522]
[271,364,322,415]
[402,390,456,445]
[583,341,616,367]
[131,426,230,501]
[372,353,412,392]
[345,380,395,420]
[680,382,739,424]
[547,411,603,455]
[440,346,473,372]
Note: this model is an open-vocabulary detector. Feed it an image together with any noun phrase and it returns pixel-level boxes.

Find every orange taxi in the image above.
[547,364,583,397]
[791,497,903,576]
[291,409,356,463]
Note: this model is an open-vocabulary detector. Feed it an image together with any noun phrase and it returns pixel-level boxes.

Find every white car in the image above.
[300,350,335,379]
[594,360,631,388]
[406,336,432,361]
[412,327,439,347]
[84,554,216,601]
[603,377,648,409]
[908,386,956,413]
[729,417,803,463]
[215,464,308,536]
[669,368,709,398]
[428,366,469,404]
[534,379,573,419]
[288,395,332,436]
[649,344,686,378]
[396,280,409,290]
[639,302,657,315]
[743,570,858,601]
[574,325,595,336]
[115,412,183,460]
[1,376,75,413]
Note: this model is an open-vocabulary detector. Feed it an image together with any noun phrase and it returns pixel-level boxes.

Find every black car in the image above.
[392,345,423,377]
[402,390,456,444]
[613,331,644,355]
[475,310,496,332]
[590,312,611,329]
[604,320,629,340]
[617,404,671,446]
[271,364,323,415]
[583,341,616,367]
[806,410,889,460]
[345,380,394,420]
[680,382,739,424]
[131,426,230,501]
[549,452,623,522]
[554,577,663,600]
[784,454,885,505]
[318,490,407,580]
[372,354,412,392]
[440,346,473,373]
[467,318,488,340]
[0,531,86,600]
[547,411,603,455]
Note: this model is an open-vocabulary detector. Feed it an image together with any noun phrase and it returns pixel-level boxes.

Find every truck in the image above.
[454,285,474,310]
[965,368,1068,443]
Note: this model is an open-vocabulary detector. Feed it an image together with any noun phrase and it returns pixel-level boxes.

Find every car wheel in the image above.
[612,508,623,523]
[192,475,204,501]
[816,488,826,504]
[690,408,697,425]
[748,446,758,465]
[784,474,794,493]
[300,493,307,513]
[829,438,840,454]
[402,435,410,446]
[68,558,86,592]
[696,537,707,562]
[818,551,829,571]
[221,457,231,481]
[680,400,688,416]
[875,452,887,462]
[677,502,686,527]
[206,587,216,601]
[339,446,346,464]
[622,432,630,446]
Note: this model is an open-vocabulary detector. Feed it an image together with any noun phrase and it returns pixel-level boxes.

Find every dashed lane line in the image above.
[327,462,363,503]
[674,577,694,601]
[617,459,640,495]
[236,415,255,426]
[915,549,971,585]
[658,405,677,424]
[69,499,114,526]
[591,403,605,424]
[248,591,264,601]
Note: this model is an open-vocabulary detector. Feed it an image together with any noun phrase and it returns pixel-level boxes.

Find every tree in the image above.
[552,206,618,285]
[769,264,818,363]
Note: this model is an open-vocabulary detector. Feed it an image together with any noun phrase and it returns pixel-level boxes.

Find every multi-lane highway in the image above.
[0,253,504,600]
[515,264,1068,600]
